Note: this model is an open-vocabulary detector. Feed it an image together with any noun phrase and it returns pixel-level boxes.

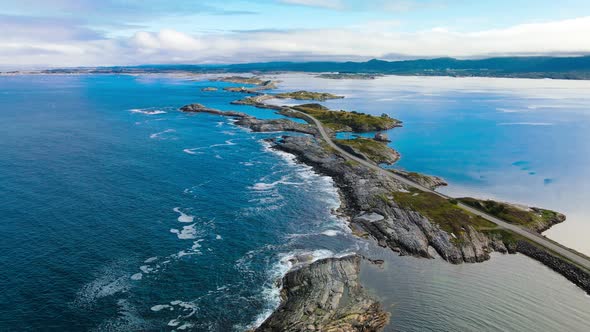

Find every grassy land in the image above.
[458,198,565,231]
[275,90,344,101]
[291,103,400,132]
[392,189,496,238]
[337,138,399,164]
[215,76,268,85]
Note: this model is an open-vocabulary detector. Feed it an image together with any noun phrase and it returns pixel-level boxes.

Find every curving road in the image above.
[290,107,590,272]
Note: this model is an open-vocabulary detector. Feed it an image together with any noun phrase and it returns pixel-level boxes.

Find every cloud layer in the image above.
[2,14,590,68]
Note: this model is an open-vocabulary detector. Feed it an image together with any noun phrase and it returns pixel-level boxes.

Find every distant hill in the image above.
[37,56,590,80]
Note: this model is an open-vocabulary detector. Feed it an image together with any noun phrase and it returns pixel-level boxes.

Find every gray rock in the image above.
[255,255,390,332]
[273,135,490,263]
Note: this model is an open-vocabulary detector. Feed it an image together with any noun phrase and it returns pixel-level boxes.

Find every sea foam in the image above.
[130,108,167,115]
[173,207,195,223]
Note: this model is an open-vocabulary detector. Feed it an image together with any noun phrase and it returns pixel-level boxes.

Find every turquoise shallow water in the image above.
[0,74,588,331]
[268,73,590,255]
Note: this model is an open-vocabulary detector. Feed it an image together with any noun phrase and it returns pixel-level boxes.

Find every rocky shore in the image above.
[255,255,389,332]
[180,101,590,330]
[180,103,317,135]
[274,135,494,263]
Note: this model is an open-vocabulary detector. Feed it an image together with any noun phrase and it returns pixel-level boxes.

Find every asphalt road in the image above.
[294,108,590,271]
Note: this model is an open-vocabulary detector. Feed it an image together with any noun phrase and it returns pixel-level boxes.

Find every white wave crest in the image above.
[250,176,303,191]
[150,129,175,139]
[183,139,237,154]
[130,108,167,115]
[170,224,198,239]
[173,207,195,223]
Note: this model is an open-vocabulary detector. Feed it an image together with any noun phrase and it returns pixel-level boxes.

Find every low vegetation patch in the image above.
[393,189,496,236]
[292,103,400,132]
[275,90,344,101]
[459,198,565,231]
[337,138,399,164]
[215,76,267,85]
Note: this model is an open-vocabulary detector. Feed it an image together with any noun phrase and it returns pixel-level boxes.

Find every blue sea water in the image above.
[1,74,589,331]
[269,73,590,255]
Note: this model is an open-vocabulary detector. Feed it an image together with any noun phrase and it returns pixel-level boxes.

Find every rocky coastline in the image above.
[180,100,590,330]
[255,255,390,332]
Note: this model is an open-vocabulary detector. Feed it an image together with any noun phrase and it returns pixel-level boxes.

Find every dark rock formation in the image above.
[235,117,318,135]
[273,135,490,263]
[274,90,345,101]
[180,103,248,117]
[180,103,317,135]
[255,255,390,332]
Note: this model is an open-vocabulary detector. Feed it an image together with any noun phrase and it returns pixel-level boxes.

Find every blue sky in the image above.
[1,0,590,67]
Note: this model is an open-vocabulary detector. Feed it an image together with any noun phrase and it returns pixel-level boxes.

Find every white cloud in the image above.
[2,16,590,68]
[279,0,344,9]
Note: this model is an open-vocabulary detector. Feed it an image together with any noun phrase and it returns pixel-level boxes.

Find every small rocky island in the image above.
[291,103,401,132]
[214,76,278,93]
[274,90,344,101]
[255,255,389,332]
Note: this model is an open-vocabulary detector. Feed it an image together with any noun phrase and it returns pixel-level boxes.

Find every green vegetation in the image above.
[344,160,359,167]
[215,76,267,85]
[459,198,565,231]
[337,138,399,164]
[275,90,344,101]
[393,189,496,237]
[292,103,400,132]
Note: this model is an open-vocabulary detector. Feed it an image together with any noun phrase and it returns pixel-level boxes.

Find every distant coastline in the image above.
[3,55,590,80]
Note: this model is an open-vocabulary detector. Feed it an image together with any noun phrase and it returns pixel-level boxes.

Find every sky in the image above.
[1,0,590,68]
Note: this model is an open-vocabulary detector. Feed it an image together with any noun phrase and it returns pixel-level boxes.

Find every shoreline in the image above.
[179,77,590,330]
[4,70,590,83]
[179,97,590,272]
[180,96,590,329]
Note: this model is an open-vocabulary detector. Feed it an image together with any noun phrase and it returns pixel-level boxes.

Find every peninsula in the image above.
[274,90,344,101]
[180,84,590,331]
[214,76,278,93]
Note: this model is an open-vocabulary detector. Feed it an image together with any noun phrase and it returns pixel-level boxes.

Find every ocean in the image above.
[0,74,588,331]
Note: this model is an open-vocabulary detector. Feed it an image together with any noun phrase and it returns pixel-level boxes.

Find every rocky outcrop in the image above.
[215,76,278,93]
[273,136,491,263]
[202,87,218,91]
[180,103,317,135]
[336,139,400,165]
[235,117,318,135]
[255,255,389,332]
[274,91,345,101]
[374,132,390,142]
[389,169,448,190]
[459,198,566,233]
[180,103,248,117]
[530,208,566,233]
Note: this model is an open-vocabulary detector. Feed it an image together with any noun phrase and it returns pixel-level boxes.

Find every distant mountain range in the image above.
[24,55,590,80]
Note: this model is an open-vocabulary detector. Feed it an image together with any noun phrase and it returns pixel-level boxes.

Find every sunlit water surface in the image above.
[0,74,588,331]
